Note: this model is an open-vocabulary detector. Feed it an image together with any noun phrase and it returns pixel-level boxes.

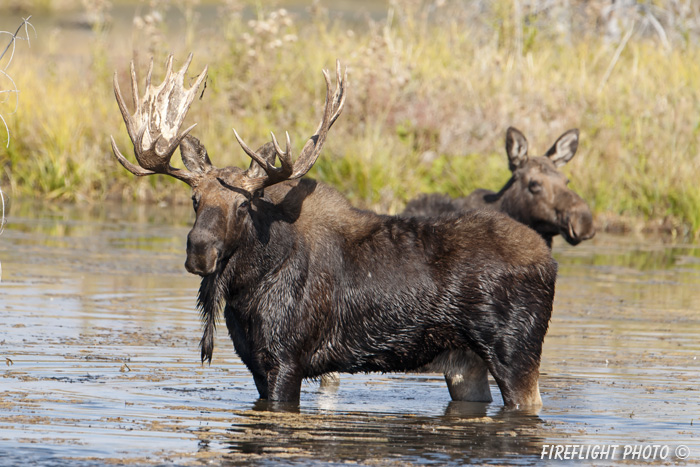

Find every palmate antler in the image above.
[233,60,347,192]
[110,53,207,186]
[112,55,346,194]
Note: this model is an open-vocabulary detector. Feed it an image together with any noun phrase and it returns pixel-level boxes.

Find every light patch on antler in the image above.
[111,53,207,185]
[140,55,204,147]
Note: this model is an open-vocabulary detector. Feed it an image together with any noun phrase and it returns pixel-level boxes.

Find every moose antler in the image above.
[110,53,208,186]
[233,60,347,191]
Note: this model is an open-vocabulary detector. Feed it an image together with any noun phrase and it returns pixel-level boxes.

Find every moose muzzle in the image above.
[561,201,595,246]
[185,207,225,276]
[185,231,222,276]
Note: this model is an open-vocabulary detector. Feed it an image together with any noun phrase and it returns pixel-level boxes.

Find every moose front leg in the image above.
[252,371,269,400]
[266,362,304,402]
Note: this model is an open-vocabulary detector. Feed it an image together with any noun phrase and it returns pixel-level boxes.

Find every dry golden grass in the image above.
[1,1,699,237]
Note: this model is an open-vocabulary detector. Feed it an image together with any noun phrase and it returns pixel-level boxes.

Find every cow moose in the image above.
[404,127,595,248]
[110,54,557,408]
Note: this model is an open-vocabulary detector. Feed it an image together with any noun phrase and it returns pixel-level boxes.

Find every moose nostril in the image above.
[565,210,596,244]
[185,232,221,276]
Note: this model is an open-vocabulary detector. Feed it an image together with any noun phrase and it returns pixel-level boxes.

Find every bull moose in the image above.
[404,127,595,248]
[110,54,557,408]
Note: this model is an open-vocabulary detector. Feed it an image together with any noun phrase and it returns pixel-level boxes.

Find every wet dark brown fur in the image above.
[187,155,557,407]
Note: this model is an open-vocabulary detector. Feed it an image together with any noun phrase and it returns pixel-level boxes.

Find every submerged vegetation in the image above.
[1,0,700,238]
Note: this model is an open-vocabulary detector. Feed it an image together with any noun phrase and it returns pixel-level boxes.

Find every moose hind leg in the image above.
[489,363,542,408]
[485,344,543,407]
[320,372,340,387]
[426,349,493,402]
[445,367,491,403]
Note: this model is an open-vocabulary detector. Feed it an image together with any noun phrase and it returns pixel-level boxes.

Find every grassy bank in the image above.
[1,1,699,238]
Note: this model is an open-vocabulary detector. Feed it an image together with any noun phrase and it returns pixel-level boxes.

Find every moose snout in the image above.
[185,230,222,276]
[563,208,595,246]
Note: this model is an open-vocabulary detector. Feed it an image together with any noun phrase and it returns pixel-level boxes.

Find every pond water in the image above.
[1,198,699,466]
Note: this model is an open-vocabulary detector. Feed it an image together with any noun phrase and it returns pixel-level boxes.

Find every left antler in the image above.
[233,60,347,192]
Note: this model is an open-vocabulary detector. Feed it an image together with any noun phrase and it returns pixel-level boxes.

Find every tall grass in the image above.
[1,1,700,238]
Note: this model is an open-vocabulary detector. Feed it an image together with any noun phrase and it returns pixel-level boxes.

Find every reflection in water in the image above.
[217,400,548,465]
[1,198,699,465]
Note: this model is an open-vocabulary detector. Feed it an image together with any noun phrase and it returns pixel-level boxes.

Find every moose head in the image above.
[500,126,595,246]
[110,54,346,277]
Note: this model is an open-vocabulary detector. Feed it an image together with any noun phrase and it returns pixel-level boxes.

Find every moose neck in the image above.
[481,176,515,213]
[484,176,555,248]
[230,205,300,292]
[196,201,302,363]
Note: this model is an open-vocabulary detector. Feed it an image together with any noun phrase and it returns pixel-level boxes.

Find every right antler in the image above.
[233,60,347,192]
[110,53,207,186]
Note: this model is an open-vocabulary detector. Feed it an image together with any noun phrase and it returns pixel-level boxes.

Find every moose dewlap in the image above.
[111,54,557,408]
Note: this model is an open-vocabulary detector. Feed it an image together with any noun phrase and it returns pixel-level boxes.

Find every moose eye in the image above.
[528,180,542,194]
[238,200,250,211]
[192,196,200,211]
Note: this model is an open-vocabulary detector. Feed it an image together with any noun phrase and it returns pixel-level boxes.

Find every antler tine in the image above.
[109,135,156,177]
[233,128,279,173]
[311,60,346,135]
[129,61,139,116]
[113,71,134,136]
[163,54,174,84]
[270,130,293,169]
[329,59,347,128]
[145,57,154,90]
[235,60,346,192]
[232,127,294,192]
[290,62,345,179]
[180,52,194,76]
[111,54,208,186]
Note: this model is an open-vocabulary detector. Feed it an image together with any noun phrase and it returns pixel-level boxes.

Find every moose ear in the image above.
[245,141,278,179]
[505,127,529,171]
[180,135,213,173]
[545,129,579,167]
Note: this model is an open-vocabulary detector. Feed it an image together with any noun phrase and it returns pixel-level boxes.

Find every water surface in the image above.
[1,199,699,465]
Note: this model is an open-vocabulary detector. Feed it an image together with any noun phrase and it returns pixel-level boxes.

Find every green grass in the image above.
[2,1,700,238]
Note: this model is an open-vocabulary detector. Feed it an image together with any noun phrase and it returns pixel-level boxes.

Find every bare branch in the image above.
[0,17,34,283]
[0,16,35,70]
[598,23,635,93]
[0,16,34,148]
[0,185,5,236]
[0,69,20,116]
